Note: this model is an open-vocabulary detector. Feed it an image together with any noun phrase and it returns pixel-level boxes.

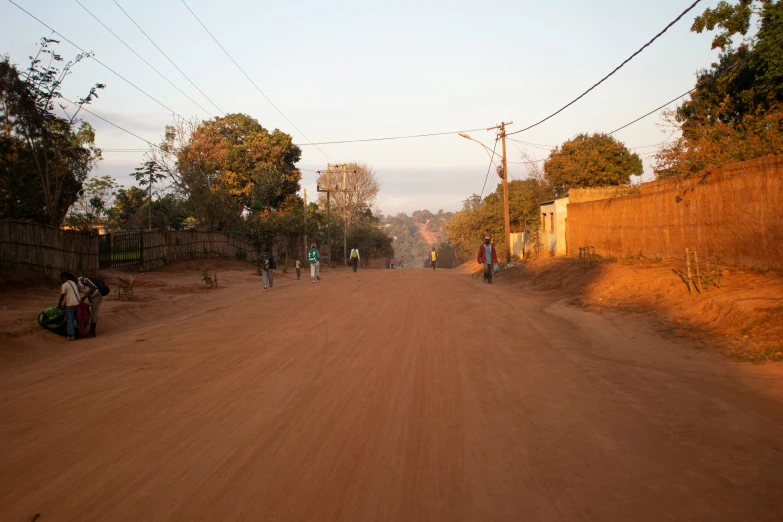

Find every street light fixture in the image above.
[459,133,502,174]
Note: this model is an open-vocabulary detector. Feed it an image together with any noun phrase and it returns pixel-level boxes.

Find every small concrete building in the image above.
[534,186,636,258]
[539,197,569,257]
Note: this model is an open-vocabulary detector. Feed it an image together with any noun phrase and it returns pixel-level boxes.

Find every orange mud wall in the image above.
[566,155,783,270]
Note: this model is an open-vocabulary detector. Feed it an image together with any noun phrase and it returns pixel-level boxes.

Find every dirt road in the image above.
[2,267,783,521]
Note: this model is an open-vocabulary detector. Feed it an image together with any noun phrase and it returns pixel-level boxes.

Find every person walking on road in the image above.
[261,247,276,289]
[295,259,301,280]
[309,243,321,283]
[57,272,80,341]
[430,247,437,270]
[77,276,103,338]
[477,235,498,284]
[350,246,360,272]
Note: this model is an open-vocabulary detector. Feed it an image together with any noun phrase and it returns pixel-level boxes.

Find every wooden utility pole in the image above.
[488,121,513,264]
[316,164,351,267]
[303,188,308,260]
[148,169,153,232]
[339,164,357,267]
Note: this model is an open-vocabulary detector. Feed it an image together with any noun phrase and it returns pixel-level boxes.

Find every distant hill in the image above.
[384,210,454,267]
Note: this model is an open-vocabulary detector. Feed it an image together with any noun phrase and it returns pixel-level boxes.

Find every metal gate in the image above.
[111,232,143,269]
[98,235,112,269]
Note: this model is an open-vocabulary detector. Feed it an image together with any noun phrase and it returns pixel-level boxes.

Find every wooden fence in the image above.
[141,230,259,269]
[0,220,260,280]
[0,220,99,279]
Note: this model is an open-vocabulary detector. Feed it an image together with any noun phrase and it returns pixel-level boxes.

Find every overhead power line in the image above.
[479,139,500,199]
[179,0,333,161]
[113,0,225,116]
[73,0,213,117]
[60,95,160,150]
[608,34,783,135]
[507,0,703,137]
[8,0,183,119]
[296,127,487,146]
[511,136,675,152]
[508,158,546,165]
[507,137,555,148]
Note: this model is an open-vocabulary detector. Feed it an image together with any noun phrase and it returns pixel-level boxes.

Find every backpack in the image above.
[88,277,110,296]
[262,254,272,270]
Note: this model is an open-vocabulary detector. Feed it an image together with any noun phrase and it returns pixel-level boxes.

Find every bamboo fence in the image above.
[0,219,99,279]
[141,230,259,269]
[1,221,260,279]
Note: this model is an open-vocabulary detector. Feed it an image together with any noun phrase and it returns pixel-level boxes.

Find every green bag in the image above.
[37,306,77,337]
[493,262,499,273]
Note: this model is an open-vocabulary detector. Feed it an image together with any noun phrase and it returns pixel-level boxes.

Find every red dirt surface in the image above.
[418,222,442,247]
[486,257,783,362]
[1,262,783,521]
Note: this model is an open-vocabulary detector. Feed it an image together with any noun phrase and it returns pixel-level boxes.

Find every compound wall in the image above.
[566,156,783,270]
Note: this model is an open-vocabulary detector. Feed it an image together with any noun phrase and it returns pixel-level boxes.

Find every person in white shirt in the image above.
[57,272,80,341]
[349,247,360,272]
[295,259,302,280]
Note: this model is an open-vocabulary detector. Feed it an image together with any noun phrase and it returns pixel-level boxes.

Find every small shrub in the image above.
[732,345,783,363]
[235,250,247,262]
[199,264,218,287]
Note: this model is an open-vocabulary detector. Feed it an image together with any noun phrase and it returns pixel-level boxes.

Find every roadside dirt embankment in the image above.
[471,257,783,362]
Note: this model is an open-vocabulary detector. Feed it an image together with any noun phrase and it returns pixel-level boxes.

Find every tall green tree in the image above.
[132,160,167,231]
[62,175,117,231]
[107,186,146,230]
[656,0,783,177]
[347,225,394,267]
[544,133,642,198]
[0,38,103,225]
[150,114,301,231]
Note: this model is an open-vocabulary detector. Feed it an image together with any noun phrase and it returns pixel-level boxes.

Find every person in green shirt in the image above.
[308,243,321,283]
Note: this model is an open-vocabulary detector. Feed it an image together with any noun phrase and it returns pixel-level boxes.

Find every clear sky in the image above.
[1,0,728,215]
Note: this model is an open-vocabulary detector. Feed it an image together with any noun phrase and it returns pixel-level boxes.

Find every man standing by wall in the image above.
[477,236,498,284]
[430,247,437,270]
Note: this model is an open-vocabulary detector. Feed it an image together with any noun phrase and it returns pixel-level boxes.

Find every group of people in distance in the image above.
[258,243,328,289]
[256,235,499,287]
[57,271,103,341]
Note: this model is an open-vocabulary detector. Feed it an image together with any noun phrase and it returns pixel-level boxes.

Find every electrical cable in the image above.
[507,0,702,136]
[507,137,555,148]
[113,0,225,116]
[608,34,783,135]
[296,127,487,146]
[479,139,500,200]
[7,0,183,119]
[179,0,333,160]
[507,158,546,165]
[59,95,162,151]
[73,0,213,117]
